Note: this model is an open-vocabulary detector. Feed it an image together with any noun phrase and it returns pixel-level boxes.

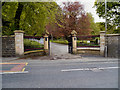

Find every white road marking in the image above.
[61,67,119,72]
[27,61,118,67]
[0,71,29,74]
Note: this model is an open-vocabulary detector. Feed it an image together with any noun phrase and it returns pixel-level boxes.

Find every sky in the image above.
[56,0,105,23]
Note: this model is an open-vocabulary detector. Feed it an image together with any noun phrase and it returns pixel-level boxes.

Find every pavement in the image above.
[1,42,118,62]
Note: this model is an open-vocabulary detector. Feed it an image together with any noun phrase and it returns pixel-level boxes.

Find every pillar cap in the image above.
[71,30,77,35]
[100,31,106,33]
[14,30,24,33]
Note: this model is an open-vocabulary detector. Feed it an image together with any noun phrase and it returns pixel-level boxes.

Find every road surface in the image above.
[2,43,119,88]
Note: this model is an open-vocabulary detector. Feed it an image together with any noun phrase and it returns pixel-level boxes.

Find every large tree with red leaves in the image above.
[46,2,91,39]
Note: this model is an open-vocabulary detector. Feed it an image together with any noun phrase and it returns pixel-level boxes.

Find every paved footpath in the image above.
[1,42,119,62]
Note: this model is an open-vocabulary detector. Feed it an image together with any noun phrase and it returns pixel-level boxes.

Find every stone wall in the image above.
[77,48,100,55]
[106,34,120,58]
[117,36,120,59]
[2,36,16,57]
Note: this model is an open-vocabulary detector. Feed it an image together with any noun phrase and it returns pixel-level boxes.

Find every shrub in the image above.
[24,39,44,48]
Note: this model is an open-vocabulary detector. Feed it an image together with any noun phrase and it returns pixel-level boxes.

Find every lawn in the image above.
[51,39,68,45]
[24,39,44,51]
[51,39,100,47]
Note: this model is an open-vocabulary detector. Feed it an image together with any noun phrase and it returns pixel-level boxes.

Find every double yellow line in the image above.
[0,62,28,73]
[22,62,28,72]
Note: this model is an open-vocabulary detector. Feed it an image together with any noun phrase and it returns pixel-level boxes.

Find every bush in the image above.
[24,39,44,48]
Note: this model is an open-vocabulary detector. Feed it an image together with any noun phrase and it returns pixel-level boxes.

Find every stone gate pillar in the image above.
[71,30,77,54]
[100,31,106,56]
[44,31,49,55]
[14,30,24,56]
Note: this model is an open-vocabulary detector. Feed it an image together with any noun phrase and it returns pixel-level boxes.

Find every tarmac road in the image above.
[2,42,119,88]
[2,59,118,88]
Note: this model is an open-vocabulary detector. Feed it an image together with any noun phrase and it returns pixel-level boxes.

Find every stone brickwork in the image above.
[2,36,15,57]
[100,31,105,56]
[106,34,120,58]
[71,30,77,54]
[0,36,2,57]
[14,30,24,56]
[119,36,120,59]
[44,30,49,55]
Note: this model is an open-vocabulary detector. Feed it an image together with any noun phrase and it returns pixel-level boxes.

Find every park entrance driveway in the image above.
[50,42,81,60]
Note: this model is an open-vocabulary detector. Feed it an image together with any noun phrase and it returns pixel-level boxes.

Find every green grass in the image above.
[24,39,44,48]
[51,40,68,45]
[51,39,99,46]
[77,40,99,46]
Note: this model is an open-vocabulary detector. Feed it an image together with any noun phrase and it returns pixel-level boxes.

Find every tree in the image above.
[63,2,91,36]
[14,2,24,30]
[46,2,91,39]
[87,13,100,35]
[96,22,117,34]
[2,2,59,36]
[2,2,18,35]
[94,1,120,33]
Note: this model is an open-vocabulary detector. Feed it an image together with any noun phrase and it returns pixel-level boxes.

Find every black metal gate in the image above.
[68,34,73,54]
[48,36,50,55]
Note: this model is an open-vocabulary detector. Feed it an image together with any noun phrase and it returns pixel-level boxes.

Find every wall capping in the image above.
[14,30,24,33]
[106,34,120,36]
[2,35,15,37]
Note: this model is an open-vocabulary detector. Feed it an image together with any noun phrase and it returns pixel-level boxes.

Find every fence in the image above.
[70,30,120,57]
[77,35,100,47]
[24,36,44,52]
[69,31,105,56]
[2,30,119,58]
[76,35,100,55]
[2,30,49,57]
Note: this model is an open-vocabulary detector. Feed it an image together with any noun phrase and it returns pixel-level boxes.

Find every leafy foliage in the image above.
[51,39,68,45]
[24,39,44,48]
[2,2,18,35]
[46,2,92,39]
[87,13,100,35]
[94,1,120,33]
[2,2,59,36]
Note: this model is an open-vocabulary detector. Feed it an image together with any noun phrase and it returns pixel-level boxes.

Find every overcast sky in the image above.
[56,0,105,23]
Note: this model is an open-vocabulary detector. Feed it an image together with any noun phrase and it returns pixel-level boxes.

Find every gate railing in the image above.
[24,36,44,52]
[68,30,106,56]
[77,35,100,48]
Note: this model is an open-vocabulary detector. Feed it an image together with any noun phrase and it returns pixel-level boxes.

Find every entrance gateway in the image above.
[23,30,100,56]
[9,30,108,57]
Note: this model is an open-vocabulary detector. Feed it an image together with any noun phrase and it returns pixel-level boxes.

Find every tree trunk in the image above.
[14,2,24,30]
[2,2,5,6]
